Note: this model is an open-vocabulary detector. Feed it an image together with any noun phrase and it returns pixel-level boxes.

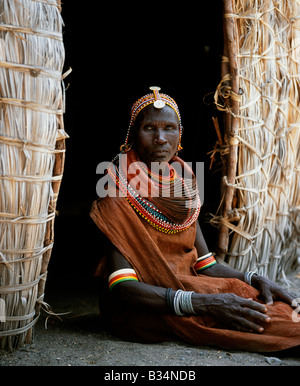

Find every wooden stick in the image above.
[217,0,240,259]
[35,137,66,316]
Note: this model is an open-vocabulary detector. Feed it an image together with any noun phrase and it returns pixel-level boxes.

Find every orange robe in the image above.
[90,196,300,352]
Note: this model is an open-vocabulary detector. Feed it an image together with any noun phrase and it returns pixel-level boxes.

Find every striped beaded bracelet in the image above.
[194,252,217,273]
[108,268,138,291]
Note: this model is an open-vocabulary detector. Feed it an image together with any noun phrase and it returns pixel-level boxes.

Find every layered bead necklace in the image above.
[109,152,201,234]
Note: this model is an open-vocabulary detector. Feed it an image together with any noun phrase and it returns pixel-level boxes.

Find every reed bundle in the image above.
[212,0,300,282]
[0,0,67,350]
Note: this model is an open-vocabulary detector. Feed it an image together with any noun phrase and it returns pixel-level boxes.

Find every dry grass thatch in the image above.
[0,0,68,350]
[212,0,300,282]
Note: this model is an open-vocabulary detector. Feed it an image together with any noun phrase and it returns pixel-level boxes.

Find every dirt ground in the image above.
[1,268,300,367]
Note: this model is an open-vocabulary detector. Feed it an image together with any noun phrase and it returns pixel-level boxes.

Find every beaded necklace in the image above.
[108,152,201,234]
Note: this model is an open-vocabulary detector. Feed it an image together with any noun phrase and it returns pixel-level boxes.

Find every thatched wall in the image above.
[0,0,67,350]
[213,0,300,281]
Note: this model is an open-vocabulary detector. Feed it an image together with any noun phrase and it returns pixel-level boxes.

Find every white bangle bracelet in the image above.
[244,271,257,286]
[180,291,197,315]
[173,290,196,316]
[173,290,185,316]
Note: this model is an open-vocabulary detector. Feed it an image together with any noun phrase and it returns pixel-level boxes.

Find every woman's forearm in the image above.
[201,260,245,282]
[111,278,269,333]
[113,280,170,312]
[113,280,224,315]
[111,280,227,316]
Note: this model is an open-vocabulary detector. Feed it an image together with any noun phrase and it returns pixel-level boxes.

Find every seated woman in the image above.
[91,87,300,353]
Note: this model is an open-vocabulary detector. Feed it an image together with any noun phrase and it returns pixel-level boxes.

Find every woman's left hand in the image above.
[251,275,296,306]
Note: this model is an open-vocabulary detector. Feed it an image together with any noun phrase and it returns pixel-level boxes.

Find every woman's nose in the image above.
[153,128,167,144]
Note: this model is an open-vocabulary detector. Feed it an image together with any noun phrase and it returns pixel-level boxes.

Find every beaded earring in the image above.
[120,143,132,153]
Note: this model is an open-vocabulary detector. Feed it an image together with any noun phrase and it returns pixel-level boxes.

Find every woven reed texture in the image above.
[0,0,67,350]
[212,0,300,282]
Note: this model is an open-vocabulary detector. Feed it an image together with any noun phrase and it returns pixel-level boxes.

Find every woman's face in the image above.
[133,105,180,167]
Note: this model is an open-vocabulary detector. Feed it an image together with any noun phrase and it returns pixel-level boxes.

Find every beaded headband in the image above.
[121,86,183,152]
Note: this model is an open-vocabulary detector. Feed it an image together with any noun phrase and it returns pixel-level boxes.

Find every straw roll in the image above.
[0,0,67,350]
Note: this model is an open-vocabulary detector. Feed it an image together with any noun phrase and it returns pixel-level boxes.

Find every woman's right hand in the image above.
[193,293,271,333]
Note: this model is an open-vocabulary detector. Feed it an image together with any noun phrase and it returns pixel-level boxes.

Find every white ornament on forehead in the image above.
[150,86,166,109]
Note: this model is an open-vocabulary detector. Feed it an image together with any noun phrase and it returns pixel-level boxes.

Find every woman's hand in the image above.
[193,293,271,333]
[251,275,295,306]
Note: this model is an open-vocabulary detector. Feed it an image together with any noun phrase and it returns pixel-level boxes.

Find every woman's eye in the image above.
[144,125,154,130]
[165,125,175,130]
